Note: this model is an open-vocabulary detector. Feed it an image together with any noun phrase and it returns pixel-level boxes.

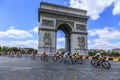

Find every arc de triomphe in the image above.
[38,2,89,55]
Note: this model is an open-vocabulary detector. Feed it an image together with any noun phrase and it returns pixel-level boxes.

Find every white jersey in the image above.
[63,52,68,58]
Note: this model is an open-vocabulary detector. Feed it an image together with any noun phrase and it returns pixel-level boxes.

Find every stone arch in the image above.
[57,23,72,53]
[56,21,73,31]
[38,2,89,55]
[57,23,72,34]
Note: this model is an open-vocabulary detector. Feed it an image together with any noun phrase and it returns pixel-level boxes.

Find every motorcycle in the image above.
[90,56,111,69]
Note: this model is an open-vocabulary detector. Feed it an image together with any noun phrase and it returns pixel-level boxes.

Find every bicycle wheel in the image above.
[90,59,97,67]
[102,61,111,69]
[77,58,83,64]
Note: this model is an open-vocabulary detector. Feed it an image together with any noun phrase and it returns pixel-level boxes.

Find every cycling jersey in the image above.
[94,53,100,57]
[63,52,68,58]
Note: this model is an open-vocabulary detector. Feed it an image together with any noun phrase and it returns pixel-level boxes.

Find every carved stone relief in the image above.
[42,19,54,27]
[76,25,85,30]
[43,33,51,45]
[76,24,86,31]
[78,36,85,48]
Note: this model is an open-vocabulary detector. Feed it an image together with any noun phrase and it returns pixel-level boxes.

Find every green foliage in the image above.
[1,46,9,52]
[27,48,34,54]
[102,51,107,56]
[0,46,1,51]
[0,46,38,55]
[112,52,120,57]
[88,51,120,57]
[0,51,2,55]
[106,52,112,56]
[88,52,96,56]
[9,47,20,52]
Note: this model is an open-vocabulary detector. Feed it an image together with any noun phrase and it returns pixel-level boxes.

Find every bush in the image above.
[112,52,120,57]
[88,52,96,56]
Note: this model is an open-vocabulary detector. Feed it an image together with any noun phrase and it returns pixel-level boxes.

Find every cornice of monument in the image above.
[38,2,89,22]
[39,9,89,19]
[40,2,87,13]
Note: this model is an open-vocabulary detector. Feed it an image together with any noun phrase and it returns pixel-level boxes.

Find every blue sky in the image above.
[0,0,120,50]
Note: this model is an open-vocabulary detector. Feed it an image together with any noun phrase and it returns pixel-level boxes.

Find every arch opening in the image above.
[57,30,65,49]
[57,23,72,53]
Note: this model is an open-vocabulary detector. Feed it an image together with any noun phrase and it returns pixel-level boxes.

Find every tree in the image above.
[88,51,96,56]
[9,47,20,52]
[112,52,120,57]
[1,46,9,52]
[27,48,34,54]
[0,46,1,51]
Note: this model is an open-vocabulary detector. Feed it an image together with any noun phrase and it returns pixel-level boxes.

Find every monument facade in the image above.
[38,2,89,55]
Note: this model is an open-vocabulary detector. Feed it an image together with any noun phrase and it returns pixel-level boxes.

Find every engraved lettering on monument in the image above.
[76,24,86,31]
[43,33,51,45]
[42,19,54,27]
[78,36,85,48]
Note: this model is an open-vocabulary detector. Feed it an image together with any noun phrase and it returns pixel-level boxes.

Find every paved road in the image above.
[0,56,120,80]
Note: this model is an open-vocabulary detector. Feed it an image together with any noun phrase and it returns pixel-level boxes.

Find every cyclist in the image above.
[31,50,35,59]
[63,51,69,58]
[41,50,48,61]
[63,51,72,64]
[94,51,103,65]
[94,52,103,59]
[42,50,46,57]
[53,50,60,62]
[55,50,60,57]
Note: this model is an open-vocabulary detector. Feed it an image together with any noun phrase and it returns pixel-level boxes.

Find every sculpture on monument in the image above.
[43,33,51,45]
[78,36,85,48]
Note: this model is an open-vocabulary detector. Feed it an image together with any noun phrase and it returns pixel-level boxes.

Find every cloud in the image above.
[118,22,120,26]
[64,1,67,5]
[92,38,120,49]
[69,0,120,20]
[57,37,65,42]
[0,40,38,49]
[32,27,38,33]
[88,27,120,49]
[57,44,64,49]
[88,27,120,39]
[0,27,32,38]
[57,37,65,49]
[113,0,120,15]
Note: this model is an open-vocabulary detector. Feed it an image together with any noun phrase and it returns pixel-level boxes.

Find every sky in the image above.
[0,0,120,50]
